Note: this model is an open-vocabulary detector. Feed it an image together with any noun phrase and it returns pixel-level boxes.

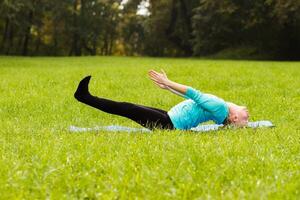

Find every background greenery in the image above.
[0,56,299,199]
[0,0,300,60]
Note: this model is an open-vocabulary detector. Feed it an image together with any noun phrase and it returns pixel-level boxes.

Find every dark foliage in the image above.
[0,0,299,60]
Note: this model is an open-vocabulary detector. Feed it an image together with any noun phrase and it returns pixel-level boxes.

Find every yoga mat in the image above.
[69,120,274,133]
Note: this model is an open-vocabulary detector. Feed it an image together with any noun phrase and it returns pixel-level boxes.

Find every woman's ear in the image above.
[233,115,238,123]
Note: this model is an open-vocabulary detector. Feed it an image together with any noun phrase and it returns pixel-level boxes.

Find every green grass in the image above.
[0,56,299,199]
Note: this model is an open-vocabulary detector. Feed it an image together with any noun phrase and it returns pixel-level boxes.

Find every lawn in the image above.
[0,56,299,199]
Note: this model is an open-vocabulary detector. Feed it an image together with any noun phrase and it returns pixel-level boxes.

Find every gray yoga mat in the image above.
[69,120,274,133]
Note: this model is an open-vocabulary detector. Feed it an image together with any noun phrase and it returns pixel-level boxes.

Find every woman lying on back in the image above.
[74,69,249,130]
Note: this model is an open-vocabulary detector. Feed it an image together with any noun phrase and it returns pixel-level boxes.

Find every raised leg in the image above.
[74,76,174,130]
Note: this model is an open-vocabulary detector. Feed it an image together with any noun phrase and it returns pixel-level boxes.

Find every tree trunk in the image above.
[1,17,10,53]
[107,14,115,55]
[166,0,177,37]
[82,39,94,55]
[102,35,109,55]
[179,0,192,34]
[6,24,14,55]
[17,32,23,54]
[22,10,34,56]
[53,22,58,56]
[166,0,192,56]
[92,35,97,55]
[70,0,81,56]
[108,34,114,55]
[34,30,41,55]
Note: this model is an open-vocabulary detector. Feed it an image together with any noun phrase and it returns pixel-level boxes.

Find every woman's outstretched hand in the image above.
[148,69,188,96]
[148,69,169,89]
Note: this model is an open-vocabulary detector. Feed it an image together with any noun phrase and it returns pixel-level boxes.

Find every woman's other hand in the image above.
[148,69,169,89]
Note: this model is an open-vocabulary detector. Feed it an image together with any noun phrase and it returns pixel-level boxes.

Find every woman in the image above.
[74,69,249,130]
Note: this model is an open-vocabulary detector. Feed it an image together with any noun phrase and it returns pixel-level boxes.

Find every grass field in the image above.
[0,56,299,199]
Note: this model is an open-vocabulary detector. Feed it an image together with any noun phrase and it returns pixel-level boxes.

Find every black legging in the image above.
[75,92,174,130]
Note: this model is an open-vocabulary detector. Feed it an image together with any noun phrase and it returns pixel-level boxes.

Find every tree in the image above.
[0,0,299,59]
[192,0,300,60]
[0,0,24,55]
[165,0,198,56]
[120,0,145,55]
[271,0,300,59]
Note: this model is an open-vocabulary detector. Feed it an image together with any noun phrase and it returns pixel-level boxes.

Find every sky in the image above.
[120,0,150,16]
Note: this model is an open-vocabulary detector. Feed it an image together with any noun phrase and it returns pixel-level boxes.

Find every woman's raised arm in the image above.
[148,69,188,97]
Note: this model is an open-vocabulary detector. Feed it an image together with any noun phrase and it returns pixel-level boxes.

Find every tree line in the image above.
[0,0,299,60]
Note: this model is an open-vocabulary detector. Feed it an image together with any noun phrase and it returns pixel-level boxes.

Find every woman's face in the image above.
[234,107,249,127]
[228,105,249,127]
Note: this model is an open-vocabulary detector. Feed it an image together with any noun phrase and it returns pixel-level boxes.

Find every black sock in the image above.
[74,75,91,101]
